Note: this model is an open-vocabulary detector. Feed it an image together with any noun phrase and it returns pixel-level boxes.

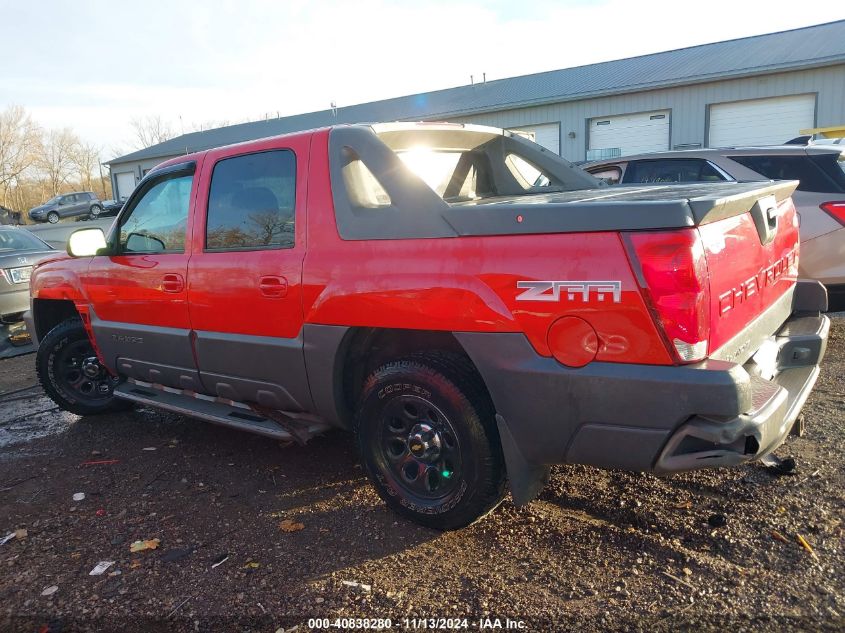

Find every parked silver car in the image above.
[28,191,104,223]
[0,226,56,357]
[584,144,845,309]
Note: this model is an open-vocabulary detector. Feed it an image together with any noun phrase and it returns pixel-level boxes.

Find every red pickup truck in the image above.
[26,123,829,529]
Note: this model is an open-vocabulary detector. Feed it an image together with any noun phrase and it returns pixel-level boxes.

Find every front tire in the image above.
[355,353,506,530]
[36,317,128,416]
[47,211,59,224]
[89,204,102,218]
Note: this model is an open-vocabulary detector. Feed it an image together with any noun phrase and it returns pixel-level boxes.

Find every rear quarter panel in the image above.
[303,131,672,365]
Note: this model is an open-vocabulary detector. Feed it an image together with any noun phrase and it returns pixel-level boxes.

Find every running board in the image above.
[114,379,331,443]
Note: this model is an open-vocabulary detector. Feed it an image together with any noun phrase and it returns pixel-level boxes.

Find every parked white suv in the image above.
[585,144,845,310]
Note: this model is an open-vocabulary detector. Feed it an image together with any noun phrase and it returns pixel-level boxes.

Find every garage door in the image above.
[708,94,816,148]
[588,110,670,160]
[508,123,560,155]
[115,172,137,201]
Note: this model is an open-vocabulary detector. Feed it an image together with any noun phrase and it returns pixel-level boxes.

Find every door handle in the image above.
[162,273,184,293]
[258,275,288,298]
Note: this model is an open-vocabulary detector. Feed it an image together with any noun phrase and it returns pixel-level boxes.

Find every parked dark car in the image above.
[99,199,124,217]
[28,191,104,224]
[0,205,22,225]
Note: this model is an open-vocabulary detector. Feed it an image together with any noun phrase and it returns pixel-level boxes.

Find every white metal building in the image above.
[107,20,845,199]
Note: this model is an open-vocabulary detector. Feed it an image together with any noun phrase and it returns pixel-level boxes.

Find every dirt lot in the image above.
[1,318,843,632]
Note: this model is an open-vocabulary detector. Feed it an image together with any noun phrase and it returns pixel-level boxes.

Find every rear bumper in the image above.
[653,314,827,473]
[455,281,829,502]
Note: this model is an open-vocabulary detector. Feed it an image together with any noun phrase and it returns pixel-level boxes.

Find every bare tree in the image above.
[72,141,102,193]
[130,115,174,149]
[39,128,80,196]
[0,106,42,207]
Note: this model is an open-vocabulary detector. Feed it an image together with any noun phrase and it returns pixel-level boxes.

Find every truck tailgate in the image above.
[697,186,800,355]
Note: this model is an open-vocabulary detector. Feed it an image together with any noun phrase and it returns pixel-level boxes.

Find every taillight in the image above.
[820,201,845,226]
[625,229,710,363]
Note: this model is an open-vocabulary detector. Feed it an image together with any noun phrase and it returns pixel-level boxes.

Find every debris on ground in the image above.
[142,447,157,451]
[40,585,58,597]
[661,571,696,591]
[707,513,728,528]
[129,538,161,553]
[89,561,115,576]
[211,553,229,569]
[0,532,16,546]
[81,459,119,466]
[771,530,790,543]
[278,519,304,533]
[762,454,797,475]
[166,596,192,619]
[341,580,372,593]
[796,533,819,559]
[72,492,85,502]
[243,561,260,570]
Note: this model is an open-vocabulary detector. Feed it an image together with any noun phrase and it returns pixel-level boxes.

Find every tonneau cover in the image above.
[443,181,798,236]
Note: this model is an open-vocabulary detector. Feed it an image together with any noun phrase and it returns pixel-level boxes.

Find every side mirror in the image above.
[125,232,165,253]
[67,228,107,257]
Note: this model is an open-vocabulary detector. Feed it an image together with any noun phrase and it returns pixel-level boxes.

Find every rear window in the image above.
[728,154,843,193]
[0,229,51,252]
[622,159,728,184]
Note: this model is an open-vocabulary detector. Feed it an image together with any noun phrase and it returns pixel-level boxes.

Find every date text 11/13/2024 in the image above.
[307,617,527,629]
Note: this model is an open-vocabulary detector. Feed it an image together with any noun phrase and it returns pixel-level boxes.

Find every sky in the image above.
[2,0,844,160]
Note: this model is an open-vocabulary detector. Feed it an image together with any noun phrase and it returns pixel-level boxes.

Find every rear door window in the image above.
[622,159,729,184]
[728,154,843,193]
[205,150,296,251]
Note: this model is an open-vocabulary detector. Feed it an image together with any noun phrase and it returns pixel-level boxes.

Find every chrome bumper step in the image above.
[114,379,331,443]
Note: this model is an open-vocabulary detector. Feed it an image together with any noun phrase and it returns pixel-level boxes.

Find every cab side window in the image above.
[118,175,192,253]
[206,150,296,251]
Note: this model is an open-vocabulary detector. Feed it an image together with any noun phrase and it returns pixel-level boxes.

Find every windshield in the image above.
[0,229,53,252]
[44,196,61,205]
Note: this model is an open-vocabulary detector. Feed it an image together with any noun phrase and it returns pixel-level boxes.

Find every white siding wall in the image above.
[450,65,845,161]
[506,123,560,154]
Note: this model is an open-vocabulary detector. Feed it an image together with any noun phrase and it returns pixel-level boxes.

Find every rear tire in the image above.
[355,352,506,530]
[36,317,130,416]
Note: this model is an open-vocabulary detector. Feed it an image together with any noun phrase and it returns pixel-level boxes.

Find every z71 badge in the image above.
[516,280,622,303]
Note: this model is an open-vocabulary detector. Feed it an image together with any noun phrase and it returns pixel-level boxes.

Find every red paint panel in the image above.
[700,199,799,353]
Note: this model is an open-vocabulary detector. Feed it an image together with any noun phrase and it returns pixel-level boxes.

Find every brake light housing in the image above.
[820,201,845,226]
[625,229,710,363]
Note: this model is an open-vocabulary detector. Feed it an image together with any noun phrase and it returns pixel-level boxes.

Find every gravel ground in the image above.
[0,317,843,632]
